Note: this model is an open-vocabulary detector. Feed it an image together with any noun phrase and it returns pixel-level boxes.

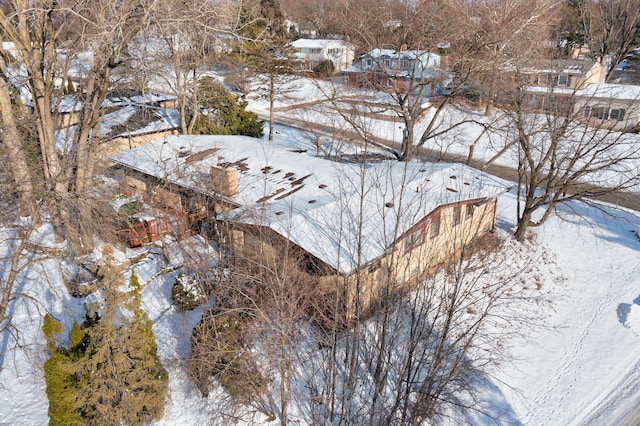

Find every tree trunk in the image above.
[514,208,533,242]
[0,65,37,218]
[0,209,39,329]
[269,75,275,142]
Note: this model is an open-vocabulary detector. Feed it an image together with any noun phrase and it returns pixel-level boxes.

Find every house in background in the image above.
[27,89,178,128]
[342,47,448,94]
[290,38,355,73]
[574,83,640,132]
[110,135,508,317]
[498,58,640,131]
[502,58,608,113]
[55,104,181,168]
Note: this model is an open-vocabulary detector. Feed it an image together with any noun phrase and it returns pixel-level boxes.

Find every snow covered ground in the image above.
[1,77,640,425]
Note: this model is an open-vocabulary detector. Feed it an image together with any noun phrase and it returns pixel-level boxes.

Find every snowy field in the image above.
[1,78,640,425]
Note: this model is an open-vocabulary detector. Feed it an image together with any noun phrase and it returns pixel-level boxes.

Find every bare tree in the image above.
[578,0,640,80]
[140,0,236,135]
[303,0,560,162]
[0,1,159,250]
[492,67,640,240]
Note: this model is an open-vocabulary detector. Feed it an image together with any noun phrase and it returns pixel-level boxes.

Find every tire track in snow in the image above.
[572,259,640,425]
[523,259,640,424]
[575,352,640,425]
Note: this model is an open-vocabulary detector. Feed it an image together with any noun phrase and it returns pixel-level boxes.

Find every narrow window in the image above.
[591,107,607,119]
[466,203,474,220]
[610,108,625,121]
[557,74,570,86]
[452,206,461,226]
[404,229,424,252]
[429,215,440,238]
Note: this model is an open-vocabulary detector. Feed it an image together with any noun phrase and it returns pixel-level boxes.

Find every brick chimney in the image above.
[210,166,239,197]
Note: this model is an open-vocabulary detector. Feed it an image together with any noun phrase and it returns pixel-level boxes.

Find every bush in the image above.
[191,77,264,138]
[171,274,207,311]
[42,314,83,426]
[189,308,268,401]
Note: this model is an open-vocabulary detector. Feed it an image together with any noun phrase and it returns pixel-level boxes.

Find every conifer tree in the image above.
[43,247,168,425]
[234,0,296,141]
[191,77,264,137]
[75,259,167,425]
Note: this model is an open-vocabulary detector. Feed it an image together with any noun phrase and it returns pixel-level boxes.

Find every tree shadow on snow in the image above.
[616,295,640,327]
[550,201,640,252]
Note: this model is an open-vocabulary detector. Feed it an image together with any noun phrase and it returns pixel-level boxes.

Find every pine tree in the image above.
[191,77,264,137]
[43,247,168,426]
[75,261,167,425]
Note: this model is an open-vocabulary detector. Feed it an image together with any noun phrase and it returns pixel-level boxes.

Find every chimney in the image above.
[211,166,239,197]
[440,54,449,71]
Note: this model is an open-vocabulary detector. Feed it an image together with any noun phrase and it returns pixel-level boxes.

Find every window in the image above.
[365,58,373,68]
[590,106,607,119]
[586,106,626,121]
[429,215,440,238]
[610,108,626,121]
[536,74,551,86]
[404,229,424,252]
[310,48,321,54]
[452,206,461,226]
[466,203,474,220]
[556,74,571,86]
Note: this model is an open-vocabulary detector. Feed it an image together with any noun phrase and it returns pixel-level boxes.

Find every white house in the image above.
[343,47,447,92]
[358,48,441,74]
[290,38,355,73]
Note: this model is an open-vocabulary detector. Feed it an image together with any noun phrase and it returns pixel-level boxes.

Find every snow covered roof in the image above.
[291,38,351,49]
[55,106,180,153]
[362,48,440,63]
[110,135,509,273]
[576,83,640,101]
[519,58,598,75]
[523,86,576,95]
[26,91,177,113]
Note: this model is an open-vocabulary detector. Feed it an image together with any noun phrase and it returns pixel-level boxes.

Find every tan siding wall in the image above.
[223,198,498,323]
[573,98,640,131]
[98,130,178,166]
[343,198,497,318]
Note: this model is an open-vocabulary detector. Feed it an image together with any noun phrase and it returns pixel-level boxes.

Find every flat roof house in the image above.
[111,135,509,317]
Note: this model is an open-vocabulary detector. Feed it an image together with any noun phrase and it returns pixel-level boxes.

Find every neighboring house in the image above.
[521,58,607,90]
[55,105,180,166]
[574,83,640,132]
[110,135,508,316]
[290,38,355,73]
[500,58,640,131]
[343,47,448,93]
[504,58,608,112]
[27,89,178,128]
